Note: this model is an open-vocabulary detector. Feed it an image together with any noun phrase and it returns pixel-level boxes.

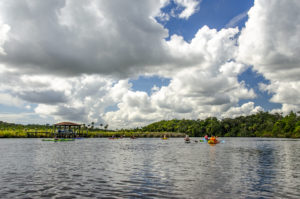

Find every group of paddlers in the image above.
[205,134,219,144]
[184,134,219,144]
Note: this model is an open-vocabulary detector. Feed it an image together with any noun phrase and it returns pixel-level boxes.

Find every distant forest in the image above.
[1,111,300,138]
[132,111,300,138]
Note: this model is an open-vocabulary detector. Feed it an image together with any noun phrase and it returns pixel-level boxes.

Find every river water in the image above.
[0,138,299,199]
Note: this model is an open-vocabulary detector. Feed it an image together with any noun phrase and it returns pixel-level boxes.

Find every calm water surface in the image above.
[0,138,299,199]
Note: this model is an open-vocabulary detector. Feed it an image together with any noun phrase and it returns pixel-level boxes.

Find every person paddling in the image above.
[210,135,219,144]
[184,134,190,141]
[204,134,209,141]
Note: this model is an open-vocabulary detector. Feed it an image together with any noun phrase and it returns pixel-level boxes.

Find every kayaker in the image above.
[204,134,209,140]
[54,135,59,141]
[210,136,215,141]
[210,136,218,144]
[184,134,190,141]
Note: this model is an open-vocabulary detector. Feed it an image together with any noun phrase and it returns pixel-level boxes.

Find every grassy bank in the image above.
[1,128,299,138]
[88,131,185,138]
[0,129,185,138]
[0,129,51,138]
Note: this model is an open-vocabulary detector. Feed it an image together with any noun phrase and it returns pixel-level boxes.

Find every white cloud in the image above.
[225,11,248,28]
[103,67,257,128]
[0,112,52,125]
[165,26,240,73]
[102,26,258,129]
[0,92,24,107]
[238,0,300,114]
[0,18,10,55]
[222,102,263,119]
[0,0,169,77]
[0,0,271,128]
[33,75,116,124]
[174,0,200,19]
[157,0,200,21]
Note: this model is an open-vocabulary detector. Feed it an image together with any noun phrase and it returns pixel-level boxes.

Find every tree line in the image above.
[131,111,300,138]
[1,111,300,138]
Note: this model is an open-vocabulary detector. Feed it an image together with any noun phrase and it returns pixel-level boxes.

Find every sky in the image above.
[0,0,300,129]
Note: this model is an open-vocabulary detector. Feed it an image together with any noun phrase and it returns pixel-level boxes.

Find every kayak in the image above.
[184,138,190,143]
[208,139,220,144]
[42,138,75,142]
[161,138,168,140]
[200,138,208,143]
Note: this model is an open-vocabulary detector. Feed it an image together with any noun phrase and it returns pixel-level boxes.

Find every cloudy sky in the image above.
[0,0,299,129]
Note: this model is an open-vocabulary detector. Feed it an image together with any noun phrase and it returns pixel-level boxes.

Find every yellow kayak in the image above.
[208,139,219,144]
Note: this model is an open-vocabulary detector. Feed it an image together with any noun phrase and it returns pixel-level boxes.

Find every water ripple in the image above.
[0,138,299,198]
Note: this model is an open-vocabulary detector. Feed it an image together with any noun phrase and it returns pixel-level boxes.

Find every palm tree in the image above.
[104,124,108,131]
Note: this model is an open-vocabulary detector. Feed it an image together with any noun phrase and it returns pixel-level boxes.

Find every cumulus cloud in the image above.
[0,92,24,107]
[17,90,68,105]
[0,112,50,125]
[0,0,271,128]
[102,26,258,128]
[0,19,10,55]
[104,67,256,128]
[165,26,239,69]
[222,102,263,118]
[32,75,116,124]
[157,0,200,21]
[238,0,300,114]
[174,0,200,19]
[0,0,170,77]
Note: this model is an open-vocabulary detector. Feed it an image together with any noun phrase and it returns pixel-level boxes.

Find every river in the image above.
[0,138,299,198]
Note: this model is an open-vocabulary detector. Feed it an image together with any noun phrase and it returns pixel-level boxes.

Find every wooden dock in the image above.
[26,132,53,138]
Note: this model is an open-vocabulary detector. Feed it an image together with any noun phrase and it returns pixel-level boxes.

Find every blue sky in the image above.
[237,67,282,110]
[134,0,280,111]
[0,0,299,128]
[160,0,253,40]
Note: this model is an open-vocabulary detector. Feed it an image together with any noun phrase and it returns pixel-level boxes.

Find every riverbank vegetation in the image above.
[0,122,51,138]
[133,111,300,138]
[0,121,184,138]
[1,111,300,138]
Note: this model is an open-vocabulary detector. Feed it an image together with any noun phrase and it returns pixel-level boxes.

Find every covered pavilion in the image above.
[53,122,85,138]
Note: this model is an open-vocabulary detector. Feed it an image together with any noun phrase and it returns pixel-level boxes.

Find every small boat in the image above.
[208,139,219,145]
[162,135,168,140]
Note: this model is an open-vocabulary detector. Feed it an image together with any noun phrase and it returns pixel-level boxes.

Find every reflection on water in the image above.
[0,138,299,198]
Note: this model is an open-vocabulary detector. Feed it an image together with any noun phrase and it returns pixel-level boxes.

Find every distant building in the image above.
[53,122,84,138]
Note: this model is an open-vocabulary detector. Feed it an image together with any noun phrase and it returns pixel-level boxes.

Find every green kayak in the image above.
[42,138,75,142]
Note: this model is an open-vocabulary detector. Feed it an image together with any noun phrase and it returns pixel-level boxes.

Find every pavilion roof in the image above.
[54,122,81,126]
